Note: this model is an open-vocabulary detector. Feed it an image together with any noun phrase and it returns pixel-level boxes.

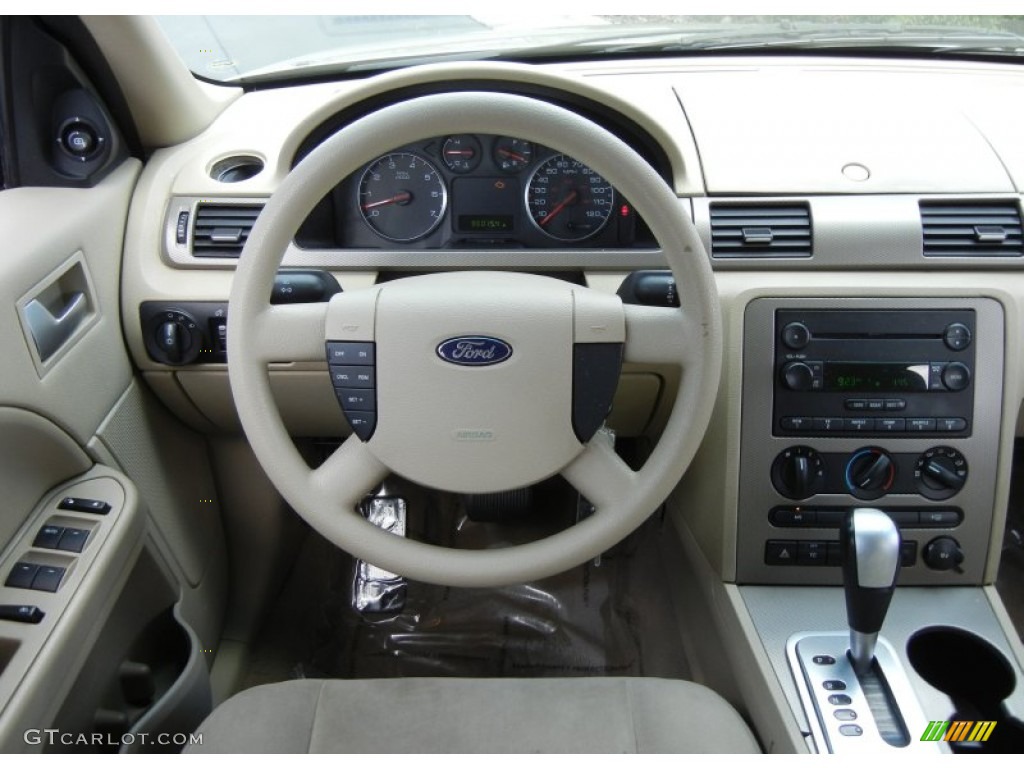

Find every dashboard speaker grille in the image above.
[192,203,264,258]
[920,200,1023,258]
[709,203,812,258]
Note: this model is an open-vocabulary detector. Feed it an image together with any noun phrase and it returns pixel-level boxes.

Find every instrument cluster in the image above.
[296,133,648,250]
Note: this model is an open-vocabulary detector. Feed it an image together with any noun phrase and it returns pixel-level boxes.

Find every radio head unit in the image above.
[774,309,975,438]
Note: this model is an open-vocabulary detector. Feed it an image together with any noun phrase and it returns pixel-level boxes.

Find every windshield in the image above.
[156,14,1024,84]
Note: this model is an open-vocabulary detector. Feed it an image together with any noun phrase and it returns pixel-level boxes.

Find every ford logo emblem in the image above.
[436,336,513,367]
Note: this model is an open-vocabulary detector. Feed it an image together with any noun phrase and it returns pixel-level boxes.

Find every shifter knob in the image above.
[840,508,901,675]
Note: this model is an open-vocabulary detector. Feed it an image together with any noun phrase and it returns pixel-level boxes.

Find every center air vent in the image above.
[920,201,1023,258]
[192,203,264,258]
[709,203,812,259]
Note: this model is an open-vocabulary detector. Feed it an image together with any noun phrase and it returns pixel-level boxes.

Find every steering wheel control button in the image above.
[330,366,375,389]
[33,524,65,549]
[0,605,45,624]
[345,412,377,441]
[572,343,624,443]
[336,389,375,412]
[31,566,66,593]
[327,342,375,365]
[5,562,40,589]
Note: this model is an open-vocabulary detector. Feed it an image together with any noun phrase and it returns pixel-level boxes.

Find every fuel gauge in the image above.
[493,137,533,172]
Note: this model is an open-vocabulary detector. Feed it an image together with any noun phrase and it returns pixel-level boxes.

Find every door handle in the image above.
[23,291,88,361]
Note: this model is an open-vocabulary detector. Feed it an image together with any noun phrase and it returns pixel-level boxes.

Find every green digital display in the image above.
[458,214,514,233]
[824,363,929,392]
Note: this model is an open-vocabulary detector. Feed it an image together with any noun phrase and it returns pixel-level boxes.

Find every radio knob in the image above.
[845,447,895,501]
[781,322,811,350]
[781,361,815,392]
[941,362,971,392]
[914,446,968,500]
[923,536,964,572]
[771,446,825,500]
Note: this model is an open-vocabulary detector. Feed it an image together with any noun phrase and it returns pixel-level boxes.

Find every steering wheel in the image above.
[227,89,722,587]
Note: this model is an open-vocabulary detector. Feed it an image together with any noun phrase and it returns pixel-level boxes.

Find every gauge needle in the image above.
[539,191,578,227]
[445,150,475,156]
[498,148,527,163]
[361,192,411,210]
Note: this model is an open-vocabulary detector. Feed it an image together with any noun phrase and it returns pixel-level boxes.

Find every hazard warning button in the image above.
[765,540,798,565]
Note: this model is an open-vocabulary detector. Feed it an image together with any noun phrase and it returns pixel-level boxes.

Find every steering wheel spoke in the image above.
[251,303,329,363]
[310,436,390,512]
[623,303,703,367]
[561,435,638,512]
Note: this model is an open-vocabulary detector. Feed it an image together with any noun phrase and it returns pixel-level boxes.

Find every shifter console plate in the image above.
[787,632,940,754]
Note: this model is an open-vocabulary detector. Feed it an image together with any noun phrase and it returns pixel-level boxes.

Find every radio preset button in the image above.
[908,418,936,432]
[845,418,873,431]
[876,418,905,432]
[781,416,814,431]
[943,322,972,351]
[813,417,844,432]
[936,417,967,432]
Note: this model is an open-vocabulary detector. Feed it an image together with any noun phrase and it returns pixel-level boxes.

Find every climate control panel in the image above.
[738,298,1004,587]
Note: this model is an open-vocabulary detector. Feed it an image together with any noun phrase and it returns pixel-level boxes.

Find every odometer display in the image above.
[526,155,613,242]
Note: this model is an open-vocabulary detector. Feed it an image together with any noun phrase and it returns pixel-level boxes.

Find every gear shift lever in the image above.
[840,508,901,675]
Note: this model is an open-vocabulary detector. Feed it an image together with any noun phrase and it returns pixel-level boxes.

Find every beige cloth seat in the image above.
[188,677,760,753]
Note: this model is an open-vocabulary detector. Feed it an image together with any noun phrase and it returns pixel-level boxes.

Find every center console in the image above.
[737,297,1004,586]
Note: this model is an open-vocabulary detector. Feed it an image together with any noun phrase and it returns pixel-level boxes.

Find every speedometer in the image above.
[525,155,613,242]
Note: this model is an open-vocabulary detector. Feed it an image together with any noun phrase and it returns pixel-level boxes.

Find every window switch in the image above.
[57,528,89,553]
[5,562,39,590]
[0,605,45,624]
[33,525,65,549]
[30,566,66,593]
[57,497,110,515]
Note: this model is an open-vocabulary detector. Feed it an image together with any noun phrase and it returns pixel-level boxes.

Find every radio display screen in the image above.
[824,362,930,392]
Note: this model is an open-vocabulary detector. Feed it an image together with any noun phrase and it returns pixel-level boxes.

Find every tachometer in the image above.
[525,155,614,242]
[358,152,447,242]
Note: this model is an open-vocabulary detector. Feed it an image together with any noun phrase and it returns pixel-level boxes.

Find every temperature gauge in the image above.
[441,135,482,173]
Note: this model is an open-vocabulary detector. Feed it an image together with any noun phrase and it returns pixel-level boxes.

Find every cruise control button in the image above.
[839,725,863,737]
[5,563,39,590]
[345,411,376,441]
[833,709,858,721]
[335,388,375,412]
[33,525,64,549]
[330,366,375,389]
[327,342,375,365]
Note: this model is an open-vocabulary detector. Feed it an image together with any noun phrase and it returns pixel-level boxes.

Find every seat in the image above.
[188,677,761,753]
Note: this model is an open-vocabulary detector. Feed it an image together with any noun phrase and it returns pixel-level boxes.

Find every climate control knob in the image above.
[914,446,967,500]
[771,446,825,500]
[781,362,815,392]
[923,536,965,572]
[845,447,895,500]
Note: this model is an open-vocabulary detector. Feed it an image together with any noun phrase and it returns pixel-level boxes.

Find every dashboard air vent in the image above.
[920,201,1023,258]
[192,203,264,258]
[709,203,812,258]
